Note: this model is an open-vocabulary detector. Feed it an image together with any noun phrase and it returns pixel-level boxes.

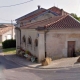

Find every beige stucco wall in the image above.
[16,28,45,62]
[21,29,39,57]
[16,28,80,62]
[38,31,45,62]
[46,29,80,60]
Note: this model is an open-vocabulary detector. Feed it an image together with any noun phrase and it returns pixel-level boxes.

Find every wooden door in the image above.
[68,41,75,57]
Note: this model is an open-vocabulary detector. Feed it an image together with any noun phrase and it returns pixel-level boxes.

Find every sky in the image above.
[0,0,80,23]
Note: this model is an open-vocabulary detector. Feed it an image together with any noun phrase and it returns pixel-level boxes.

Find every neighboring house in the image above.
[15,6,80,62]
[0,24,15,42]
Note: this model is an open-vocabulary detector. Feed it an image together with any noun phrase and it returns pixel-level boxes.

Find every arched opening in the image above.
[28,36,32,45]
[35,39,38,47]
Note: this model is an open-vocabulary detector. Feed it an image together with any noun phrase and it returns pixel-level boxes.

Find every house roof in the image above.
[16,6,68,22]
[21,15,80,30]
[0,24,13,35]
[30,10,59,21]
[46,15,80,30]
[16,8,46,21]
[21,16,63,29]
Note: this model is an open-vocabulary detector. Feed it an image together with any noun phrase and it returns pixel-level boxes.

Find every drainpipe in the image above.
[15,27,21,46]
[18,28,21,46]
[19,29,21,46]
[44,31,46,58]
[44,30,48,58]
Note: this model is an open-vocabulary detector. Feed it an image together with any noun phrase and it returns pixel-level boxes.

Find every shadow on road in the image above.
[0,44,26,69]
[0,54,24,69]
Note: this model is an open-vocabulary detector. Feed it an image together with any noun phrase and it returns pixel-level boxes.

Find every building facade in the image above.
[16,6,80,62]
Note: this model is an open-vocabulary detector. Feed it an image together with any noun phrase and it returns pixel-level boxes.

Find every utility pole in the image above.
[11,20,14,39]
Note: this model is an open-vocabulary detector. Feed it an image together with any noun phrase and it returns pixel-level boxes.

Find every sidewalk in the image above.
[3,53,80,69]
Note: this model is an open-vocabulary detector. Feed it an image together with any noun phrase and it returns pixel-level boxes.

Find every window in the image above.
[34,39,38,47]
[28,36,32,45]
[22,35,26,42]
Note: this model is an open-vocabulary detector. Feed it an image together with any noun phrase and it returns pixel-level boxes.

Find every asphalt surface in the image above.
[0,53,80,80]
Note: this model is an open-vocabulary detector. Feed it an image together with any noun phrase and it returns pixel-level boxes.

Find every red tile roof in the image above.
[21,16,63,29]
[16,8,46,21]
[46,15,80,29]
[16,6,68,22]
[21,15,80,30]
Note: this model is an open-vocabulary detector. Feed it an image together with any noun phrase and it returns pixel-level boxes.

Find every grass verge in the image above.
[3,48,16,55]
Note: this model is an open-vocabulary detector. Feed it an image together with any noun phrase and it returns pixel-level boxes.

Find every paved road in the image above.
[0,54,80,80]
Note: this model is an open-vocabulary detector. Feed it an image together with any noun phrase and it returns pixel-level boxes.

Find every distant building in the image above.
[0,23,15,42]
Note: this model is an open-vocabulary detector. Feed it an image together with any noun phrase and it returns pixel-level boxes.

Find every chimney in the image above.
[38,5,40,10]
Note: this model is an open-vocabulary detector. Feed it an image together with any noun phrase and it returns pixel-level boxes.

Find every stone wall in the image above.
[46,29,80,60]
[21,29,38,57]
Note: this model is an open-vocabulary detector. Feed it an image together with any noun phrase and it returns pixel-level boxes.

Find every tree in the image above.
[71,13,80,21]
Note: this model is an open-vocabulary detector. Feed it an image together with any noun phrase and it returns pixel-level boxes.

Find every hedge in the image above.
[2,39,16,49]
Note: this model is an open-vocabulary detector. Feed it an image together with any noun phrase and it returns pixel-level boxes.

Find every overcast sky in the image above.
[0,0,80,23]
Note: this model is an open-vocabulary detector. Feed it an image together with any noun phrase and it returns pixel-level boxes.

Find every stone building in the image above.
[15,6,80,62]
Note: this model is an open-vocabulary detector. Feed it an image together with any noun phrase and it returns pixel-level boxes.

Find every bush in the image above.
[2,39,16,49]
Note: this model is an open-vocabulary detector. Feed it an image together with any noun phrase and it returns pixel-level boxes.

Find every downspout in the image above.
[15,27,21,46]
[44,31,46,58]
[18,28,21,46]
[44,29,48,58]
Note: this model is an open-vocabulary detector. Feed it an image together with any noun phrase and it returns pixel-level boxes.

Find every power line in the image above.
[0,0,33,8]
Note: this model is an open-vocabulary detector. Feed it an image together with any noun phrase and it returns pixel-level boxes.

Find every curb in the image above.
[3,54,80,70]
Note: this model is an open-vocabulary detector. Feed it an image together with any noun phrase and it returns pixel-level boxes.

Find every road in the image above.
[0,54,80,80]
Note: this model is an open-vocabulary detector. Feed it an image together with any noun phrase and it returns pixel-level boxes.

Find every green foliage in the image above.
[2,39,16,49]
[71,13,80,21]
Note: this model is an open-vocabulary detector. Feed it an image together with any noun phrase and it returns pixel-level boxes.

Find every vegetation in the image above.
[2,39,16,49]
[3,48,16,55]
[71,13,80,21]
